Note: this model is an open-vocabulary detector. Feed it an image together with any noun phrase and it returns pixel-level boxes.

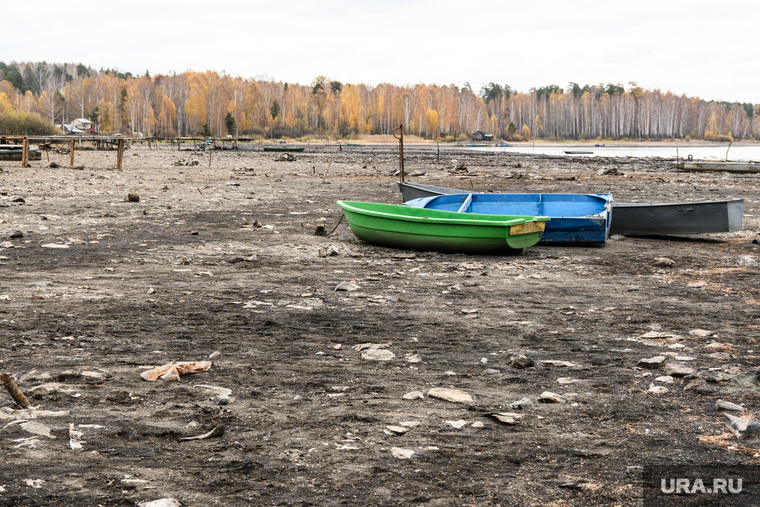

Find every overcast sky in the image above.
[4,0,759,103]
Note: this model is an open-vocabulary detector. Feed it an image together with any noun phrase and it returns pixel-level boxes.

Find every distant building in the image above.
[471,130,493,141]
[72,118,95,132]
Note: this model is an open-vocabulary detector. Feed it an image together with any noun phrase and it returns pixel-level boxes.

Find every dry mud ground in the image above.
[1,143,760,506]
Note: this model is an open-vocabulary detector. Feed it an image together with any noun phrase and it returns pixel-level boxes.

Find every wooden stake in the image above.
[117,138,124,169]
[21,137,29,168]
[70,138,75,167]
[1,373,31,408]
[322,159,333,183]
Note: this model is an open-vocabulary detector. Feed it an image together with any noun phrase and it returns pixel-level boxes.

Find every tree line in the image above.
[0,61,757,141]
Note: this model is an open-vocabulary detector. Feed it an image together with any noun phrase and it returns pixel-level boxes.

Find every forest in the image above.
[0,60,757,141]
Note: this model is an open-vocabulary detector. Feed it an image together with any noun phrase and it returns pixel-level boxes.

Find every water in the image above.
[465,143,760,161]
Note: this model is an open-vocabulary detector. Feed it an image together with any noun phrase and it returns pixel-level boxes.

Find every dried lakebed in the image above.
[1,144,760,506]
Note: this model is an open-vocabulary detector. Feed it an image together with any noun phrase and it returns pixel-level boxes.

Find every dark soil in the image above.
[1,143,759,506]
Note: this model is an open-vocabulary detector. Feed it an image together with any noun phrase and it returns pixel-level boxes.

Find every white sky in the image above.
[5,0,759,103]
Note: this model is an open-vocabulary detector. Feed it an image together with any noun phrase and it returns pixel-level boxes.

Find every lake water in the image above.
[464,144,760,161]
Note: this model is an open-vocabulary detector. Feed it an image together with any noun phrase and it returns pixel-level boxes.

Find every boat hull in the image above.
[337,201,548,255]
[406,193,612,244]
[399,182,743,236]
[609,200,744,235]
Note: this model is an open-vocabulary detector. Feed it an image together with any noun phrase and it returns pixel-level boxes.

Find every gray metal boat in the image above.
[398,182,743,236]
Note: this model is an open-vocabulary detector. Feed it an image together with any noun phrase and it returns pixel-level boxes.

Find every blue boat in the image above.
[405,193,613,244]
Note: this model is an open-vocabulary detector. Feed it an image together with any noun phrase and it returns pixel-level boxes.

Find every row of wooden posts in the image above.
[4,136,126,169]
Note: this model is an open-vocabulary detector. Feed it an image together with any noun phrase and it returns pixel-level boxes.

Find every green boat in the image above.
[337,201,549,255]
[263,146,305,152]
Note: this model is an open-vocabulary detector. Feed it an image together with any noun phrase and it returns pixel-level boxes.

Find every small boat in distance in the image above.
[337,200,548,255]
[406,193,612,244]
[564,150,593,155]
[263,146,305,152]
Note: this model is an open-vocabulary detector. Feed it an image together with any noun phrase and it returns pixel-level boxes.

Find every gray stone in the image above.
[539,391,566,404]
[428,387,473,404]
[737,255,758,268]
[664,363,694,377]
[335,281,360,291]
[638,356,667,368]
[510,354,535,369]
[653,257,676,268]
[716,400,745,412]
[510,397,533,409]
[724,413,760,439]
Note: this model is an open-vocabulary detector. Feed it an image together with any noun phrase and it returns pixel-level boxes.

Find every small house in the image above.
[471,131,494,141]
[72,118,93,132]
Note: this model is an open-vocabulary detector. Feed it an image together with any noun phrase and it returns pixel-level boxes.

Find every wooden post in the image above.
[70,138,76,167]
[117,138,124,169]
[21,137,29,168]
[393,124,405,183]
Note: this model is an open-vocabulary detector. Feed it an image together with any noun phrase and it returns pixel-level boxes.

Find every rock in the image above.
[127,192,140,202]
[539,391,566,403]
[653,257,676,268]
[361,349,395,361]
[510,354,534,369]
[445,420,467,429]
[225,181,241,187]
[9,230,23,239]
[335,281,360,292]
[716,400,745,412]
[491,413,523,425]
[648,384,669,394]
[0,241,13,248]
[557,377,578,384]
[663,363,694,378]
[638,356,667,368]
[137,499,182,507]
[402,391,424,400]
[737,255,758,267]
[724,413,760,439]
[510,397,533,409]
[391,447,414,459]
[48,162,61,168]
[386,425,409,435]
[655,376,674,383]
[405,353,421,363]
[540,360,578,368]
[471,421,485,428]
[428,387,473,404]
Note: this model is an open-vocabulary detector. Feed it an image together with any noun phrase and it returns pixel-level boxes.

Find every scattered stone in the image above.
[428,387,474,404]
[0,241,13,248]
[335,281,360,291]
[9,230,23,239]
[399,421,420,428]
[353,343,391,351]
[48,162,61,168]
[405,353,421,363]
[386,425,409,435]
[510,397,533,409]
[510,354,535,369]
[638,356,667,369]
[471,421,485,428]
[402,391,424,400]
[655,376,674,383]
[225,181,241,187]
[127,192,140,202]
[138,499,182,507]
[540,360,578,368]
[737,255,758,268]
[724,413,760,439]
[445,420,467,429]
[179,424,225,441]
[557,377,578,384]
[491,413,523,425]
[41,243,69,249]
[334,344,342,350]
[648,384,669,394]
[689,329,713,337]
[361,349,395,361]
[716,400,745,412]
[319,246,339,257]
[20,421,56,439]
[391,447,414,459]
[653,257,676,268]
[539,391,566,404]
